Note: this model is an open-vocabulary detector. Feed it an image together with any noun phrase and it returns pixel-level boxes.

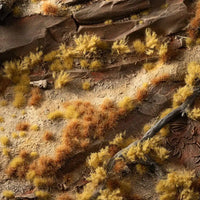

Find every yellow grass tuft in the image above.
[2,190,15,199]
[80,59,89,68]
[48,110,65,120]
[112,39,130,54]
[133,39,146,54]
[118,97,135,111]
[30,124,40,131]
[89,60,102,71]
[0,116,4,123]
[35,190,50,200]
[0,136,9,146]
[54,71,72,89]
[82,81,91,90]
[19,131,26,137]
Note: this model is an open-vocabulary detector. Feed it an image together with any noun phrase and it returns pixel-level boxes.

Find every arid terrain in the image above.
[1,0,200,200]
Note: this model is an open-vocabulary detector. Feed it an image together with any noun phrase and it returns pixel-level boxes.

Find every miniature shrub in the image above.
[118,97,134,111]
[133,39,145,54]
[26,170,36,181]
[54,71,72,89]
[89,60,102,71]
[87,147,110,168]
[0,136,9,146]
[35,190,50,200]
[2,148,10,156]
[19,131,26,137]
[82,81,90,90]
[80,59,89,68]
[145,28,158,50]
[30,124,39,131]
[47,110,65,120]
[156,170,199,200]
[43,50,57,62]
[2,190,15,199]
[187,108,200,120]
[112,39,130,54]
[104,20,112,25]
[16,122,30,131]
[64,105,79,119]
[42,2,58,16]
[97,188,122,200]
[172,85,193,107]
[28,87,42,106]
[143,62,155,71]
[74,34,106,55]
[43,131,54,141]
[126,136,169,163]
[0,116,4,123]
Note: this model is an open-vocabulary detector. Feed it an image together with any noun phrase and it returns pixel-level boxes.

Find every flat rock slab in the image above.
[62,0,89,6]
[168,117,200,176]
[0,15,76,61]
[74,0,150,25]
[78,2,188,41]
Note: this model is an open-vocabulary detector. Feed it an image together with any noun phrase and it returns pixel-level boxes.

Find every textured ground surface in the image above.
[0,0,199,199]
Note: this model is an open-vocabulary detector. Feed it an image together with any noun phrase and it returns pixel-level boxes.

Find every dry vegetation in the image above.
[2,1,200,199]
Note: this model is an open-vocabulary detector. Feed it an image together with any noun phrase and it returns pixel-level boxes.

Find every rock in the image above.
[78,2,188,41]
[168,117,200,176]
[0,15,76,61]
[74,0,150,25]
[62,0,89,6]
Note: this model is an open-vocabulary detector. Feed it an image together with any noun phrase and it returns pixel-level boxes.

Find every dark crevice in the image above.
[71,14,80,31]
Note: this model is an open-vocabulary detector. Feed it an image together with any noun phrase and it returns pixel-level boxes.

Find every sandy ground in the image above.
[0,44,200,198]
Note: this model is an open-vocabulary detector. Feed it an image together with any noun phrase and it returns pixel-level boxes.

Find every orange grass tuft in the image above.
[29,99,125,177]
[135,85,148,102]
[42,2,58,16]
[19,150,29,159]
[16,122,30,131]
[30,156,58,176]
[28,87,42,106]
[108,144,120,157]
[113,160,126,173]
[6,152,31,178]
[43,131,54,141]
[188,1,200,39]
[151,73,170,86]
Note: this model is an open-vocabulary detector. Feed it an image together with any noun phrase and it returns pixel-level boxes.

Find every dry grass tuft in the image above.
[151,73,170,86]
[42,2,58,16]
[16,122,30,131]
[28,87,42,106]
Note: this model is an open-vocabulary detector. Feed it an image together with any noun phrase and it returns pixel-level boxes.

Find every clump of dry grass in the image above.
[42,2,58,16]
[43,131,54,141]
[151,73,170,86]
[16,122,30,131]
[188,1,200,39]
[28,87,42,106]
[6,150,32,178]
[30,99,125,177]
[135,83,148,102]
